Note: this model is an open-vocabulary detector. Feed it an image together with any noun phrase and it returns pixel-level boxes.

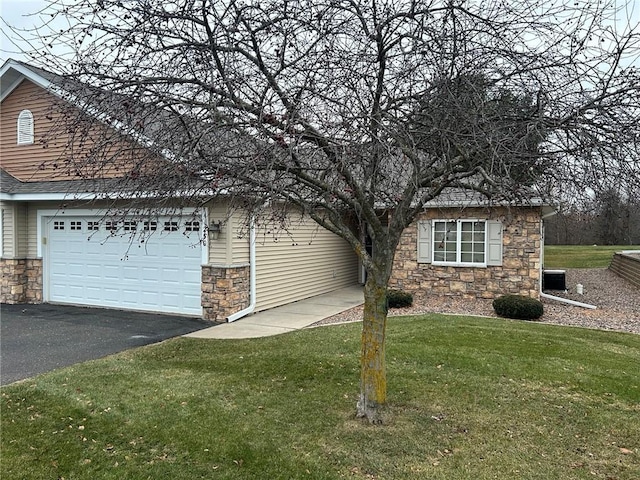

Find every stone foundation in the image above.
[390,207,541,301]
[201,264,250,322]
[0,258,43,304]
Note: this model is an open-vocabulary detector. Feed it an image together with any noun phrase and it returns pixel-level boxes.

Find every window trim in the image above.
[431,219,488,267]
[17,109,34,145]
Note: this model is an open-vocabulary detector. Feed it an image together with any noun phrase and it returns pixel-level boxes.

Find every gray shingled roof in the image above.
[0,168,123,195]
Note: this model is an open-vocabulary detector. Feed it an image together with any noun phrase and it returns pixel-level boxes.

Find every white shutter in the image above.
[487,220,503,266]
[417,220,431,263]
[17,110,34,145]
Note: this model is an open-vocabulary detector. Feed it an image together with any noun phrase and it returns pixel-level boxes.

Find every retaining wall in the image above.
[609,252,640,288]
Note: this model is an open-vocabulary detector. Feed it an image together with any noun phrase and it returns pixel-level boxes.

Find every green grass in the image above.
[2,315,639,479]
[544,245,640,268]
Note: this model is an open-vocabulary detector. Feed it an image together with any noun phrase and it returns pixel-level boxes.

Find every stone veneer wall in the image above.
[201,264,250,322]
[0,258,43,304]
[390,207,541,300]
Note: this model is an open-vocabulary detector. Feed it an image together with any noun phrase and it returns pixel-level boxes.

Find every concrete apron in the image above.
[185,285,364,339]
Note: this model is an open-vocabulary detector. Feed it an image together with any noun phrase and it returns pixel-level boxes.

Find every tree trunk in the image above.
[356,273,388,423]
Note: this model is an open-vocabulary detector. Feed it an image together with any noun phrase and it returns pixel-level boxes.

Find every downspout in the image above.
[226,217,257,322]
[539,291,597,309]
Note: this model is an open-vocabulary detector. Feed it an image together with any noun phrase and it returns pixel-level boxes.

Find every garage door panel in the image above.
[121,266,140,282]
[46,215,202,315]
[139,290,160,303]
[120,290,141,305]
[84,265,103,279]
[161,292,180,307]
[85,287,103,301]
[66,286,86,301]
[141,267,160,281]
[102,288,121,303]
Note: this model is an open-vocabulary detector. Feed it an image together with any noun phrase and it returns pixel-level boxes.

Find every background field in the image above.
[544,245,640,268]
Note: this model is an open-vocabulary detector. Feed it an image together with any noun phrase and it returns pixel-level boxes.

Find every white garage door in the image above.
[45,215,202,316]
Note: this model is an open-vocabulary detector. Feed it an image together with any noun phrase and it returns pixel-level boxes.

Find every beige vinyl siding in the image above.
[231,213,250,264]
[206,203,250,265]
[0,202,29,258]
[206,202,248,265]
[207,202,231,264]
[0,202,14,257]
[15,203,28,257]
[255,214,359,311]
[26,201,59,258]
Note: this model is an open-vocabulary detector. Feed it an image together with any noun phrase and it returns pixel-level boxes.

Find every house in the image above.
[1,59,553,321]
[389,193,553,301]
[0,59,359,321]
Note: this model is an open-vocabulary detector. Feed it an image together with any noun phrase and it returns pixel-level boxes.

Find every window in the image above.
[143,221,158,231]
[164,221,179,232]
[53,221,65,230]
[70,221,82,231]
[417,219,503,267]
[17,110,34,145]
[432,220,486,265]
[87,221,100,231]
[184,221,200,232]
[123,221,137,231]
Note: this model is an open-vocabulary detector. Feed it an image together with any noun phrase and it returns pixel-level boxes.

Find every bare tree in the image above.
[19,0,640,422]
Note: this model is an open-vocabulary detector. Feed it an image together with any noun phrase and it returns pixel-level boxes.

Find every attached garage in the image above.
[42,213,203,316]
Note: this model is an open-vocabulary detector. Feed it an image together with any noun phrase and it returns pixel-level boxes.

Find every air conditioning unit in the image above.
[543,269,566,291]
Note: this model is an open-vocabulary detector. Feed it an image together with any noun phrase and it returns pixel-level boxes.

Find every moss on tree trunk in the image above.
[356,274,388,423]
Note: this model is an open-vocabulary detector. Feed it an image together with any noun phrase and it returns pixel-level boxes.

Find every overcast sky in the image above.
[0,0,55,64]
[2,0,638,67]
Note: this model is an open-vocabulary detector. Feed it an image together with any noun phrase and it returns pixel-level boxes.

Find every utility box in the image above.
[543,269,566,291]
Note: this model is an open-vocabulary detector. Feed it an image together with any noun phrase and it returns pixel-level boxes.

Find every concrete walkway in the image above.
[185,285,364,339]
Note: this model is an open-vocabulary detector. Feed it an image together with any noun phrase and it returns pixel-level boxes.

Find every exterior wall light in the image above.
[209,221,222,240]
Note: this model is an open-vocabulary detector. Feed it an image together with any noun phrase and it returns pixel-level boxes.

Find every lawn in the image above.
[2,315,639,479]
[544,245,640,268]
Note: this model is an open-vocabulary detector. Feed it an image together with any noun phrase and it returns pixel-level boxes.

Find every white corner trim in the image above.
[201,208,209,265]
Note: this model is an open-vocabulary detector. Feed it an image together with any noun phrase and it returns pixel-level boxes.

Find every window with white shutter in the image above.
[421,219,503,267]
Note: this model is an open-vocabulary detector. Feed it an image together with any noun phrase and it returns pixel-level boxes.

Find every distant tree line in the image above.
[545,189,640,245]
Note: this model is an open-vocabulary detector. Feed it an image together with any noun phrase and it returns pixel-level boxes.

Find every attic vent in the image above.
[17,110,34,145]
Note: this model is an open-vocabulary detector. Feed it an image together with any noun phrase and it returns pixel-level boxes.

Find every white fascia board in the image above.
[0,192,100,202]
[0,61,56,102]
[1,186,222,202]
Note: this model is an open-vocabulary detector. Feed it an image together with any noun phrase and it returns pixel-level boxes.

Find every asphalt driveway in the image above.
[0,303,211,385]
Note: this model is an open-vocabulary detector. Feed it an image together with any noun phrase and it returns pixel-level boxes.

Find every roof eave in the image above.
[0,192,100,202]
[1,59,59,102]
